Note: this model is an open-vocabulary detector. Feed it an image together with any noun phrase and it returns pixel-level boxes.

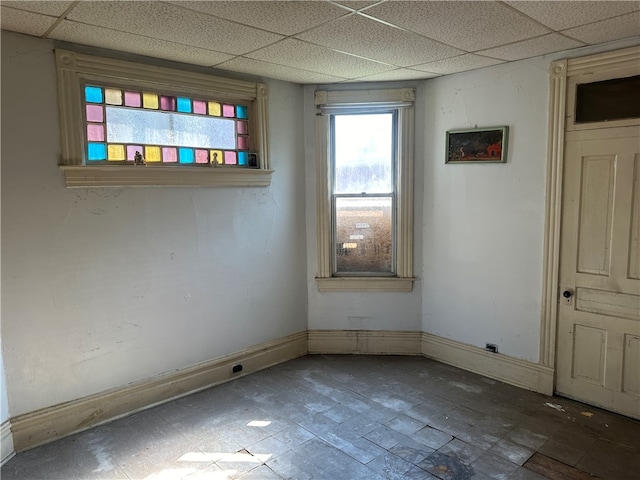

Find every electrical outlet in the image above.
[232,364,243,373]
[485,343,498,353]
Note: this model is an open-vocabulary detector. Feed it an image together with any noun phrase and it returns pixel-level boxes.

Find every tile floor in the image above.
[2,355,639,480]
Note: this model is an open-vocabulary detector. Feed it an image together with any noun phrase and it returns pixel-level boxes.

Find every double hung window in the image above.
[315,89,415,292]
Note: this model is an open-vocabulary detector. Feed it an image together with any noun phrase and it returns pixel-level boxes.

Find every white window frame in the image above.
[314,88,415,292]
[55,49,272,187]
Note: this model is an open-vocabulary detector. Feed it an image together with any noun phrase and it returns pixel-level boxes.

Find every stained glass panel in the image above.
[108,144,125,161]
[105,88,122,105]
[208,102,221,116]
[210,150,223,164]
[162,147,177,163]
[236,105,248,119]
[145,146,161,162]
[177,97,191,113]
[87,124,105,141]
[124,91,141,108]
[86,105,104,123]
[237,121,248,135]
[238,151,248,166]
[222,104,235,118]
[224,151,237,165]
[88,142,106,160]
[85,86,103,103]
[237,136,249,150]
[195,149,208,164]
[127,145,143,161]
[160,96,176,111]
[143,93,159,109]
[193,100,206,115]
[179,147,194,164]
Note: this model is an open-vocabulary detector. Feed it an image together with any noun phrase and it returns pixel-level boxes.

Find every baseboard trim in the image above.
[421,333,554,395]
[11,331,308,453]
[308,330,422,355]
[1,420,15,466]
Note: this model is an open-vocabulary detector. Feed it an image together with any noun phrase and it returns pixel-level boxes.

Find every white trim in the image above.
[422,333,554,395]
[55,49,271,188]
[308,330,422,355]
[540,45,640,369]
[11,332,307,452]
[314,88,415,291]
[316,277,414,292]
[1,420,15,466]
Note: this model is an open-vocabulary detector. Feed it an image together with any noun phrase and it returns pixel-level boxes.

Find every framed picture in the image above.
[446,126,509,164]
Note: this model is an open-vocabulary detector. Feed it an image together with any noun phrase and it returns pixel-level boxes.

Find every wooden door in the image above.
[556,125,640,419]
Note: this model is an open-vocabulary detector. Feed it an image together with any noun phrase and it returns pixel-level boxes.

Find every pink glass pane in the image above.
[124,91,141,107]
[86,105,104,123]
[237,121,248,135]
[87,124,105,141]
[222,104,235,118]
[162,147,177,163]
[193,100,206,115]
[224,151,237,165]
[237,136,249,150]
[160,96,176,111]
[195,149,208,164]
[127,145,143,161]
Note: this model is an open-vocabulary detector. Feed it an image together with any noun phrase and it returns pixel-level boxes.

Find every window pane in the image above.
[105,106,236,149]
[335,196,393,273]
[334,113,393,194]
[576,75,640,123]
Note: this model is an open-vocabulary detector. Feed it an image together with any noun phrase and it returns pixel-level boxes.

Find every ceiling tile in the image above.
[362,1,550,51]
[0,6,57,36]
[171,1,349,36]
[295,13,464,67]
[561,11,640,45]
[1,1,73,16]
[412,54,505,75]
[49,20,234,67]
[505,1,640,31]
[66,1,283,55]
[247,38,394,79]
[477,33,585,61]
[332,1,381,11]
[216,57,346,84]
[348,68,439,83]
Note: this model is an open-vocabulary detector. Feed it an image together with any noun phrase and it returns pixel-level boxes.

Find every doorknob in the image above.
[563,290,572,299]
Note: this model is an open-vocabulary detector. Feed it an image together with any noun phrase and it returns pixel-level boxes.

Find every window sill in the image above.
[316,277,414,292]
[60,166,274,188]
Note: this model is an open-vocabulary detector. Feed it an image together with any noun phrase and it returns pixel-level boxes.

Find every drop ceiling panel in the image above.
[561,11,640,45]
[348,68,438,83]
[478,33,585,61]
[1,1,74,16]
[506,1,640,31]
[295,13,464,67]
[333,1,381,11]
[0,7,58,37]
[362,1,550,51]
[50,20,234,67]
[217,57,346,84]
[172,1,349,36]
[413,54,505,75]
[66,1,283,55]
[247,38,394,78]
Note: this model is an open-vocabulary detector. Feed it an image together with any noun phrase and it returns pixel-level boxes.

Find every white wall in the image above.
[304,85,425,333]
[1,31,307,416]
[420,38,640,363]
[0,352,8,424]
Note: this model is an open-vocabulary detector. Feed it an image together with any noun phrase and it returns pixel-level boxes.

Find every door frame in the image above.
[541,46,640,379]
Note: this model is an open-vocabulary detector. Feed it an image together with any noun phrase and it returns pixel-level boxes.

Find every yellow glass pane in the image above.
[210,150,223,164]
[145,146,161,162]
[208,102,221,116]
[143,92,159,109]
[105,88,122,105]
[107,144,125,161]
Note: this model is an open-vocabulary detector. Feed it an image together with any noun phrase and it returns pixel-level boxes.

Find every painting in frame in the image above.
[446,126,508,164]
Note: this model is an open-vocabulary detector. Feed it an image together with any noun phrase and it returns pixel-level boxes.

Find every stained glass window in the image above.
[83,85,252,167]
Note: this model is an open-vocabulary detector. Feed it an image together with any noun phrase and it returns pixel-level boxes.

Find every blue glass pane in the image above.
[237,151,248,166]
[85,86,103,103]
[179,147,194,164]
[177,97,192,113]
[236,105,248,119]
[87,143,106,160]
